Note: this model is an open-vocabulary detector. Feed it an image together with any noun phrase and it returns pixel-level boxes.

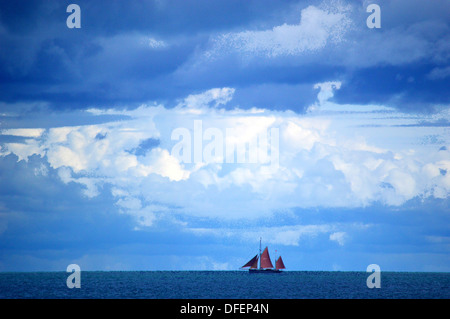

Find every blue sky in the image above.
[0,0,449,271]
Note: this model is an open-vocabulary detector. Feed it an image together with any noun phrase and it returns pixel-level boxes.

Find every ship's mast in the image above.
[259,237,262,270]
[275,249,277,268]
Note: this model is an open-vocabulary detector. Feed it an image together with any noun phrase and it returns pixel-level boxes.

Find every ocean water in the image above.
[0,271,449,299]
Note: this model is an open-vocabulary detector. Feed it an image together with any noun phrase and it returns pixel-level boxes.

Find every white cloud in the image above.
[137,148,190,181]
[208,3,352,58]
[198,1,448,70]
[146,37,167,49]
[116,197,142,210]
[313,81,341,105]
[1,128,45,138]
[0,140,44,161]
[188,224,366,247]
[0,83,448,226]
[329,232,347,246]
[179,87,235,109]
[188,224,334,246]
[427,66,450,80]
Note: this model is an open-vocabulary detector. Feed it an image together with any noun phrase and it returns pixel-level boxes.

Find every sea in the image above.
[0,271,449,299]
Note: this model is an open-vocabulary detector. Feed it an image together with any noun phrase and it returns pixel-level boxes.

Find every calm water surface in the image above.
[0,271,449,299]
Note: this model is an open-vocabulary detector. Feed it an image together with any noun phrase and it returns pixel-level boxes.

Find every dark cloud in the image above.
[128,138,160,156]
[333,64,450,113]
[0,0,449,112]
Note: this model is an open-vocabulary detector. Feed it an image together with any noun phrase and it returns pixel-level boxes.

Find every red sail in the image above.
[241,255,258,269]
[260,247,274,269]
[250,257,258,269]
[276,256,286,270]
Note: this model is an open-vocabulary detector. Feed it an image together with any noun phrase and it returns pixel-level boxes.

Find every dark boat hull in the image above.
[249,268,282,273]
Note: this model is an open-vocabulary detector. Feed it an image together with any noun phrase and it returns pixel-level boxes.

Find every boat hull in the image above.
[249,268,282,273]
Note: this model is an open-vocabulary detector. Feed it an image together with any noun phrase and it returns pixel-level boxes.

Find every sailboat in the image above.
[241,238,286,273]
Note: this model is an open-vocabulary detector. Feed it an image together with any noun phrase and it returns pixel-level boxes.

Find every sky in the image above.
[0,0,449,272]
